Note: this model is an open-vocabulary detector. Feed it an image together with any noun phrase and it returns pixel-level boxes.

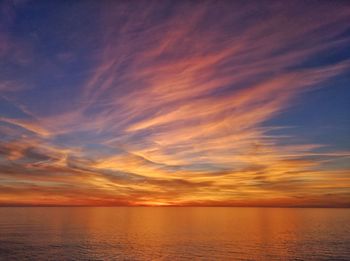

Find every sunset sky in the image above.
[0,1,349,207]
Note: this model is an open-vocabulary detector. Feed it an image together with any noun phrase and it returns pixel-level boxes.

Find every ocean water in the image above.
[0,207,349,260]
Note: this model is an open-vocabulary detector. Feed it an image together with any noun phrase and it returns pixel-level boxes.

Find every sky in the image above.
[0,0,349,207]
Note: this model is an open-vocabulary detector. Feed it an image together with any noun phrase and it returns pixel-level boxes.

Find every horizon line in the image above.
[0,205,349,208]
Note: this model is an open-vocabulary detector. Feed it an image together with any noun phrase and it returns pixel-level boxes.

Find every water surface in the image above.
[0,207,349,260]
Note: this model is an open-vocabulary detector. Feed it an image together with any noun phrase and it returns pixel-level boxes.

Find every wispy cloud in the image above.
[0,1,349,206]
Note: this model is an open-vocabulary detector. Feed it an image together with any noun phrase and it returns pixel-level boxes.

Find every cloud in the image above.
[0,1,349,206]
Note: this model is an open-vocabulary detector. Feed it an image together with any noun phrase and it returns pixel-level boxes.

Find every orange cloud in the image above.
[0,1,349,207]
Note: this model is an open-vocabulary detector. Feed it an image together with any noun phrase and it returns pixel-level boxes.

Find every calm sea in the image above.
[0,207,349,260]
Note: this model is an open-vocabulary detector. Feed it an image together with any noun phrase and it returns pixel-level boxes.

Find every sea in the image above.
[0,207,349,260]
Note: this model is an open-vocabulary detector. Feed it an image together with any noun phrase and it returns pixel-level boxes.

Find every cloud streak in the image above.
[0,1,349,206]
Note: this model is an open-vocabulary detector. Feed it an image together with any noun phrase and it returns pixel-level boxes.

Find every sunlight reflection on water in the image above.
[0,207,349,260]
